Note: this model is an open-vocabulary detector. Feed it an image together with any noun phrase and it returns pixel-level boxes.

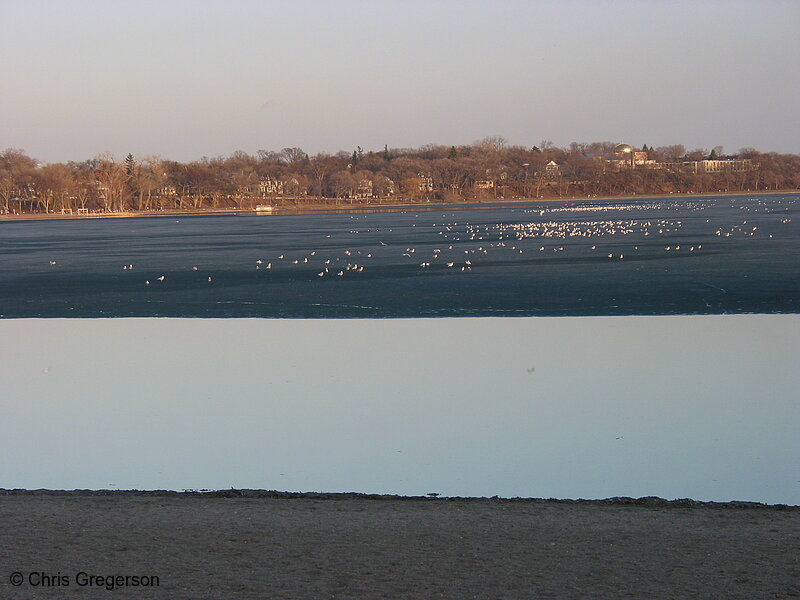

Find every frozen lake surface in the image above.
[1,194,798,317]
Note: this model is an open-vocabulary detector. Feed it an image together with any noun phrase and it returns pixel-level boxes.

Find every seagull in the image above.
[49,260,57,265]
[157,275,165,281]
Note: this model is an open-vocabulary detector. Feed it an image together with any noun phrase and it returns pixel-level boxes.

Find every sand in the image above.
[1,491,798,599]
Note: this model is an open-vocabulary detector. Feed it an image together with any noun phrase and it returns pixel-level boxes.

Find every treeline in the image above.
[1,138,799,214]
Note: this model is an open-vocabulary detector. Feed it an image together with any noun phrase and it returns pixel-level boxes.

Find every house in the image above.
[417,173,434,192]
[607,144,658,168]
[545,161,561,179]
[353,179,373,199]
[259,177,284,195]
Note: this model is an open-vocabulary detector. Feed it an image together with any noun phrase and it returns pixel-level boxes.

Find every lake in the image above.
[1,193,798,318]
[1,316,798,504]
[1,194,798,504]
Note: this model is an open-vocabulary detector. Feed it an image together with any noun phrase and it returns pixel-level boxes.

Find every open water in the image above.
[1,194,799,504]
[1,316,798,504]
[1,193,798,318]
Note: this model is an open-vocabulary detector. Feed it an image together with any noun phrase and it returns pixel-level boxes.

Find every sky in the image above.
[2,0,798,163]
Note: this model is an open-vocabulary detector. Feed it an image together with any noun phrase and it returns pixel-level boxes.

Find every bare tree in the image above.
[231,168,258,208]
[0,149,37,213]
[655,145,686,163]
[472,136,507,154]
[329,170,355,200]
[94,154,128,211]
[33,164,73,213]
[280,147,307,168]
[134,156,165,210]
[307,153,341,198]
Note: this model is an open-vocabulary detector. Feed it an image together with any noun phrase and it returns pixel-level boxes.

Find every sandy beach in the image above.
[1,490,798,599]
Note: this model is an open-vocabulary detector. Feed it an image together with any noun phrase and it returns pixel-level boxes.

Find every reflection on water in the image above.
[1,316,798,504]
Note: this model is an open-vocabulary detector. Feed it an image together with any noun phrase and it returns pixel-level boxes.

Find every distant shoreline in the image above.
[2,488,796,508]
[1,189,797,222]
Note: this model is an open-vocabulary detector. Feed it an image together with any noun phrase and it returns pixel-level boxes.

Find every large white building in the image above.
[686,159,754,173]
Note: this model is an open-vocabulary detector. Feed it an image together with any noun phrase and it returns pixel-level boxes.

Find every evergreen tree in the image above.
[383,144,391,160]
[123,153,136,208]
[531,146,541,153]
[124,153,135,178]
[709,148,718,160]
[448,146,458,160]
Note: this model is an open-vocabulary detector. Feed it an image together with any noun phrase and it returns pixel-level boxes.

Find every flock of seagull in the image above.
[42,197,797,288]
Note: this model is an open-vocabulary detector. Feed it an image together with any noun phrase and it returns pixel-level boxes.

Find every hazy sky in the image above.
[2,0,798,163]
